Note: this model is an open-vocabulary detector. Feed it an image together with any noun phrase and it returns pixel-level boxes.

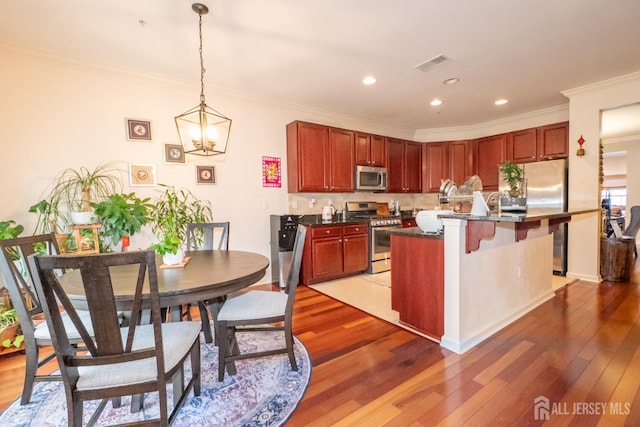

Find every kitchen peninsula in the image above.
[391,208,598,354]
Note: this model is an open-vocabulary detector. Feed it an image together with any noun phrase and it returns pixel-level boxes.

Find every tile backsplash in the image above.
[287,193,441,216]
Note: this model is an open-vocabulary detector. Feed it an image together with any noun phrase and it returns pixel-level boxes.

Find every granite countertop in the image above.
[298,215,369,226]
[389,227,444,239]
[437,207,599,223]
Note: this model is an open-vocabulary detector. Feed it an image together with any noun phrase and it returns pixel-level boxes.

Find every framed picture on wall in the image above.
[196,165,215,184]
[164,144,185,163]
[129,164,156,186]
[125,118,152,141]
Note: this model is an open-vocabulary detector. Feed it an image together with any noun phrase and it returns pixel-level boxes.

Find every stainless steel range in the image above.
[345,201,402,273]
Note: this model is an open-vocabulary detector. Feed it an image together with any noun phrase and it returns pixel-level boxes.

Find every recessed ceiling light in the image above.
[443,77,460,85]
[495,99,508,105]
[362,76,377,85]
[430,99,443,106]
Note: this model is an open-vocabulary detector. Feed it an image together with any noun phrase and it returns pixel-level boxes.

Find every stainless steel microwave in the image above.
[355,165,387,191]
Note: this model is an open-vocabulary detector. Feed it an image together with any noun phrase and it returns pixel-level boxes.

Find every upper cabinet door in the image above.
[404,141,422,192]
[386,138,404,193]
[538,122,568,160]
[473,134,506,191]
[328,127,355,192]
[355,133,386,166]
[449,140,470,186]
[423,142,449,193]
[287,121,329,192]
[508,128,538,163]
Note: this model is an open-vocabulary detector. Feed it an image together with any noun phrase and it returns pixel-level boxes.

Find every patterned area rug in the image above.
[0,328,311,427]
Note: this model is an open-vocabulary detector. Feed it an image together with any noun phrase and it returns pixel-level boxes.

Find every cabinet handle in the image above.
[326,230,330,234]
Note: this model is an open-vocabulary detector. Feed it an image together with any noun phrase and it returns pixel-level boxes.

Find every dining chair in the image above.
[29,250,201,426]
[216,224,306,381]
[623,205,640,257]
[0,233,95,405]
[183,222,230,344]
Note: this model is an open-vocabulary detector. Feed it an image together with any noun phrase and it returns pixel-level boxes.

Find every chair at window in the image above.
[29,250,201,426]
[0,233,91,405]
[183,222,229,344]
[623,206,640,257]
[216,224,306,381]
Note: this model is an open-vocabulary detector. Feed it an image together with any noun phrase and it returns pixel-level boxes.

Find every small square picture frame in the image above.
[164,144,185,164]
[126,118,152,141]
[129,164,156,186]
[196,165,215,184]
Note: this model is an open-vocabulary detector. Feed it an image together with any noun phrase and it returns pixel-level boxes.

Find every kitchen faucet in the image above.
[486,191,507,210]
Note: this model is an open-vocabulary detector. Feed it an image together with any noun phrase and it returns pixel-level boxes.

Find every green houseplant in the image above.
[149,185,213,264]
[0,220,24,261]
[0,306,24,350]
[92,192,153,252]
[498,160,524,197]
[29,162,123,233]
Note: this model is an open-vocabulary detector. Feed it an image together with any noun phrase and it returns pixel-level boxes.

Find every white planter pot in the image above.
[162,249,185,266]
[70,211,96,225]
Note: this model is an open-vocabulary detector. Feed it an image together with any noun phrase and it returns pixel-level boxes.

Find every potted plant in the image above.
[92,192,153,252]
[498,161,527,211]
[0,306,23,351]
[0,220,24,261]
[149,185,213,265]
[30,162,123,232]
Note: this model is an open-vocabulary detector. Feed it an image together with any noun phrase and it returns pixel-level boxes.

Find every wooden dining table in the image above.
[58,250,270,313]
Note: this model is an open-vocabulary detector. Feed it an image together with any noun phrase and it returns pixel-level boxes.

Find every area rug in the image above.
[0,327,311,426]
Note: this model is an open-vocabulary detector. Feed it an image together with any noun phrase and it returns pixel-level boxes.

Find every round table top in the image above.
[59,250,269,310]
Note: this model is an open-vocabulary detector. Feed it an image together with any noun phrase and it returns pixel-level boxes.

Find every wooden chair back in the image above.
[28,250,165,387]
[284,225,307,319]
[186,222,230,251]
[0,233,59,341]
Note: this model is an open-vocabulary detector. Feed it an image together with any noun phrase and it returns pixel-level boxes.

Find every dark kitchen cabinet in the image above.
[391,234,444,340]
[423,142,449,193]
[538,121,568,160]
[301,223,368,285]
[449,140,471,186]
[387,138,422,193]
[507,127,538,163]
[507,122,568,163]
[355,132,386,167]
[471,134,507,191]
[286,121,354,193]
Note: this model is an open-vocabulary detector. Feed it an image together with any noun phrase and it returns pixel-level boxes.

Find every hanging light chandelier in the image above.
[175,3,232,156]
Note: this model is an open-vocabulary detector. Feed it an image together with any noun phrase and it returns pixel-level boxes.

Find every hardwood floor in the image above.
[2,262,639,426]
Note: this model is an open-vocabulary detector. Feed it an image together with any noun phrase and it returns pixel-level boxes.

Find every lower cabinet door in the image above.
[343,234,369,273]
[311,237,344,280]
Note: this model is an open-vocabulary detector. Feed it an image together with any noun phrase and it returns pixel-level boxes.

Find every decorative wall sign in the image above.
[262,156,281,188]
[129,164,156,186]
[196,165,215,184]
[125,118,152,141]
[164,144,185,163]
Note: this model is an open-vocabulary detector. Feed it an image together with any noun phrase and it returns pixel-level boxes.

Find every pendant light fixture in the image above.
[175,3,232,156]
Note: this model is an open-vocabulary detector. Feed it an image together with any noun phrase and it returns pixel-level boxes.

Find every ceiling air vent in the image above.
[415,54,451,72]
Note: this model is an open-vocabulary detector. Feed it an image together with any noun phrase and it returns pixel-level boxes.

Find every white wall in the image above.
[562,72,640,281]
[0,45,412,283]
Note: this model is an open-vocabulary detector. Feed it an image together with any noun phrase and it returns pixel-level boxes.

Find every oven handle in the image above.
[372,225,403,231]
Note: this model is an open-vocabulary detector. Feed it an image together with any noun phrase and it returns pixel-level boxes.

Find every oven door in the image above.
[370,225,401,273]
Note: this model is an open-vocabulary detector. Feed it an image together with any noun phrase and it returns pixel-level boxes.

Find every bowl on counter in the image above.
[415,209,453,233]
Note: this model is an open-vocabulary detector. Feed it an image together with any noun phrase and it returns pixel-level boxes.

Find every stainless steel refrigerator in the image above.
[500,158,568,275]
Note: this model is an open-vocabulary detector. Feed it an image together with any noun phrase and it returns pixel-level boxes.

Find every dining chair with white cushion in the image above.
[216,224,307,381]
[0,233,97,405]
[183,221,230,344]
[29,250,201,426]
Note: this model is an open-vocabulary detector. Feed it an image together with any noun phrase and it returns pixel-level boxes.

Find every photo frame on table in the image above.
[129,164,156,186]
[164,144,185,164]
[196,165,215,184]
[125,118,152,141]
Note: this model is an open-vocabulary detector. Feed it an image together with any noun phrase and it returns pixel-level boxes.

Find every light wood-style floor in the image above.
[2,262,639,426]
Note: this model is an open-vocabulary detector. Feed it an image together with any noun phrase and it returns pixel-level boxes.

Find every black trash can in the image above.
[600,237,635,282]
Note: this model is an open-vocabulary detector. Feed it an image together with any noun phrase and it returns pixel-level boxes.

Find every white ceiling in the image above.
[2,0,640,133]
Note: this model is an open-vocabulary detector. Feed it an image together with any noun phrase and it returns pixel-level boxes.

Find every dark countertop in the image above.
[437,207,599,223]
[298,215,368,226]
[389,227,444,239]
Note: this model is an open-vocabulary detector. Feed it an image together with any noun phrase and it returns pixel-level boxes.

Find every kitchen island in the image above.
[391,208,598,354]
